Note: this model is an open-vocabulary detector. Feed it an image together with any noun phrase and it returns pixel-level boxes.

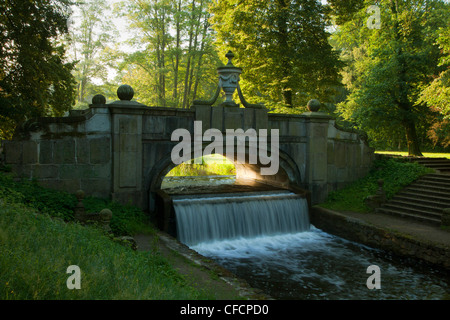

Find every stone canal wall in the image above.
[311,207,450,272]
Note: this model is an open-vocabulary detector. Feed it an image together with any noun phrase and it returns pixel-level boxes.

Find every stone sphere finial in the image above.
[92,94,106,105]
[117,84,134,101]
[307,99,321,112]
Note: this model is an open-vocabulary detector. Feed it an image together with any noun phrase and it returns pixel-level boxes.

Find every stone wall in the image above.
[311,207,450,272]
[268,111,374,204]
[3,107,112,199]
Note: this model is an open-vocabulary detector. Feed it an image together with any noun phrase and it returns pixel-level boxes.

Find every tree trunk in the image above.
[173,0,182,106]
[277,0,292,107]
[403,119,423,156]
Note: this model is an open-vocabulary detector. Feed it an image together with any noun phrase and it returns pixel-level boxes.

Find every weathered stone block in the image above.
[32,164,58,179]
[255,108,268,130]
[243,108,254,130]
[90,137,111,164]
[143,116,165,134]
[54,140,75,164]
[39,140,53,164]
[335,142,346,168]
[327,142,335,165]
[76,138,90,164]
[224,108,242,130]
[119,152,137,187]
[59,164,94,180]
[22,141,37,164]
[119,117,137,134]
[119,134,136,153]
[195,105,211,131]
[211,106,223,130]
[4,141,22,164]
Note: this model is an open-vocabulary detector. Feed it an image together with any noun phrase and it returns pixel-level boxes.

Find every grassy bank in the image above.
[0,173,211,299]
[320,157,435,213]
[166,154,236,176]
[375,151,450,159]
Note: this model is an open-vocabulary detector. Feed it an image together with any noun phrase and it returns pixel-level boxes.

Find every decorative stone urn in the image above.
[217,51,242,107]
[193,51,265,109]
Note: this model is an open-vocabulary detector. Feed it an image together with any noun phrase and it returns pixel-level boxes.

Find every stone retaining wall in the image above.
[311,207,450,272]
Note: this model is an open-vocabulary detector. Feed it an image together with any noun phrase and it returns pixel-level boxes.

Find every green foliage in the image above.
[209,0,343,109]
[119,0,220,108]
[331,0,450,154]
[0,201,207,300]
[320,158,434,213]
[81,196,150,236]
[0,174,77,221]
[66,0,118,105]
[0,172,149,237]
[0,0,76,139]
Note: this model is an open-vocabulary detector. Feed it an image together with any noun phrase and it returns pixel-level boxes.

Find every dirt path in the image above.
[133,232,270,300]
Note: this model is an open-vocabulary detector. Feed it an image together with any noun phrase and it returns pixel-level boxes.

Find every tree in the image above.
[0,0,76,139]
[67,0,117,108]
[119,0,219,108]
[418,22,450,148]
[332,0,449,155]
[209,0,343,110]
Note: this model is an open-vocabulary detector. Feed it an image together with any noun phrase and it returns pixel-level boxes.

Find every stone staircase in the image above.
[376,173,450,225]
[409,157,450,174]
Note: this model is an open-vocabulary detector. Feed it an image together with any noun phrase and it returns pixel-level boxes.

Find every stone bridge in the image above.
[2,53,374,223]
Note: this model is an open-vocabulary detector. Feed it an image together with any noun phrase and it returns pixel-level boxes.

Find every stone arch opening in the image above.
[146,143,305,233]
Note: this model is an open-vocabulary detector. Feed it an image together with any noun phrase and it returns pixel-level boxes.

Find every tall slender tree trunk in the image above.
[182,0,196,109]
[173,0,182,107]
[276,0,292,107]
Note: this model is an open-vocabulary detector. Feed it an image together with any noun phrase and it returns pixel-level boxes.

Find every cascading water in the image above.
[172,190,309,246]
[170,183,449,299]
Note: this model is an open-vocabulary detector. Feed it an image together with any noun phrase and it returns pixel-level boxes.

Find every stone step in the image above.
[414,179,450,189]
[416,175,450,185]
[404,186,450,197]
[381,203,443,219]
[397,190,450,205]
[386,199,445,214]
[376,207,441,225]
[393,194,450,208]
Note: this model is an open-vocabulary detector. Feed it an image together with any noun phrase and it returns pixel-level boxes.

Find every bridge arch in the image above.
[146,142,303,214]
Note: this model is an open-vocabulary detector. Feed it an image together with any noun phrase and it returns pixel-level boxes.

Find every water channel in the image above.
[162,176,450,300]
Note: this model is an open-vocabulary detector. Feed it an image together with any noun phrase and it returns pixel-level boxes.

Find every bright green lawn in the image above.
[375,151,450,159]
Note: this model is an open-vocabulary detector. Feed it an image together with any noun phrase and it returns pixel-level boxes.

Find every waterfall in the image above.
[172,191,310,246]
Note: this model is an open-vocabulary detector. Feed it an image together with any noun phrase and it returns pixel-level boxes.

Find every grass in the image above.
[166,154,236,177]
[375,151,450,159]
[0,172,212,300]
[320,157,435,213]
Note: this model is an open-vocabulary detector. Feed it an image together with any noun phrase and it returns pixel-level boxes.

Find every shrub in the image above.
[320,158,434,213]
